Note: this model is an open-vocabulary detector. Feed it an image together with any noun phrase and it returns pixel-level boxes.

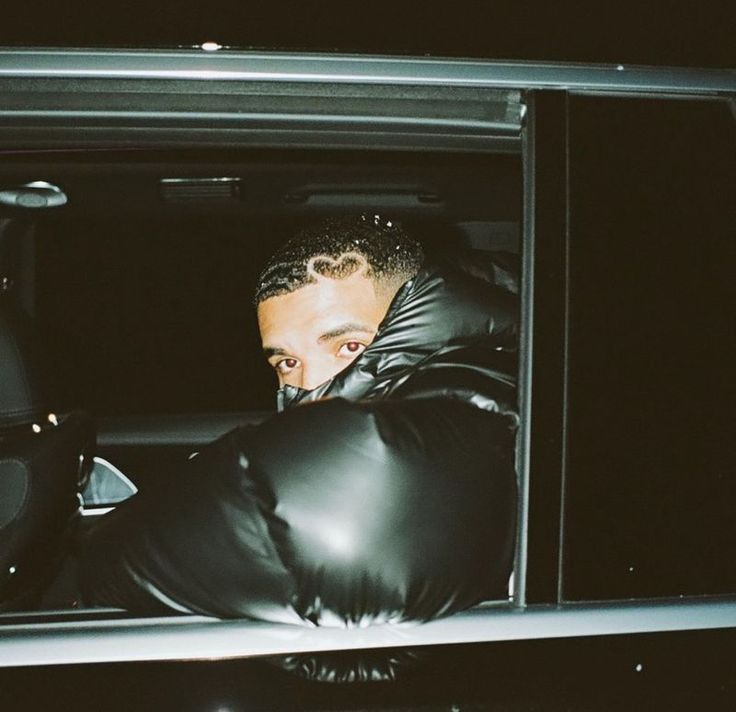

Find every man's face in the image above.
[258,271,395,391]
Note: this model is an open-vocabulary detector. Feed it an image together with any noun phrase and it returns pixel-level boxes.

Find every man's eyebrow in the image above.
[318,323,375,342]
[263,346,287,359]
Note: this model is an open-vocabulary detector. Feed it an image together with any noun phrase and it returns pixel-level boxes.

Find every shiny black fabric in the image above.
[79,258,518,671]
[273,647,428,684]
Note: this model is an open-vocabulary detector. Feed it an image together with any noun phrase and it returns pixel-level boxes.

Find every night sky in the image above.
[1,1,734,68]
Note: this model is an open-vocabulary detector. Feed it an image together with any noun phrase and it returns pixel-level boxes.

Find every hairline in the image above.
[255,263,414,306]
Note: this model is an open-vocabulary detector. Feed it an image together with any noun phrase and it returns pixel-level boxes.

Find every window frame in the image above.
[0,48,735,668]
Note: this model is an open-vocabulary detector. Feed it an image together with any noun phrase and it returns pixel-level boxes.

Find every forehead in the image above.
[257,272,384,345]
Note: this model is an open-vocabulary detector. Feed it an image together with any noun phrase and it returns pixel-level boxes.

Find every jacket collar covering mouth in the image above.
[277,256,518,411]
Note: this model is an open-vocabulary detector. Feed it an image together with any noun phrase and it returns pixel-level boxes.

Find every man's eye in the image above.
[276,358,299,374]
[337,341,367,358]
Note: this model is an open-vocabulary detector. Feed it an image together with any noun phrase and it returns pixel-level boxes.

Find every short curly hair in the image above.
[254,215,424,304]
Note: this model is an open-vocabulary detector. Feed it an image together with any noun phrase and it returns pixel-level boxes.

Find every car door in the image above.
[0,47,735,711]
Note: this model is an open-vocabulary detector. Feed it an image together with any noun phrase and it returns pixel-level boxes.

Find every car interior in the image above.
[0,146,523,617]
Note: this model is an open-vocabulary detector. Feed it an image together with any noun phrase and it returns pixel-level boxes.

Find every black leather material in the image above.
[0,299,49,429]
[0,412,95,610]
[79,257,518,676]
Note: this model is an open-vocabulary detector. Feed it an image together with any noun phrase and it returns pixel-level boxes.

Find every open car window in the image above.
[0,50,734,676]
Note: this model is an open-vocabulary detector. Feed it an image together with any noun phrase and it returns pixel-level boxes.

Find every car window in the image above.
[563,95,736,600]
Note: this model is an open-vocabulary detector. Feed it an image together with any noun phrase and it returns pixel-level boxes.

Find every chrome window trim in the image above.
[514,93,534,607]
[1,597,734,668]
[0,49,733,96]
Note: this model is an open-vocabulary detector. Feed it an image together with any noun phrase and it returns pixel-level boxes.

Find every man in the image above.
[79,216,518,676]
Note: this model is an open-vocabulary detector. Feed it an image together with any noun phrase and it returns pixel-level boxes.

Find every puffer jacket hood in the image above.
[278,257,518,415]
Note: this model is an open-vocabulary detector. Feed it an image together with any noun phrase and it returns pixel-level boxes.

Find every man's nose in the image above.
[299,359,342,391]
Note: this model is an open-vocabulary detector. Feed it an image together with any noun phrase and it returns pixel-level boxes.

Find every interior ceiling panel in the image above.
[0,153,521,221]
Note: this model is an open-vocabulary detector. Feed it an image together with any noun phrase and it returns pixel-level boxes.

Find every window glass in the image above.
[563,96,736,599]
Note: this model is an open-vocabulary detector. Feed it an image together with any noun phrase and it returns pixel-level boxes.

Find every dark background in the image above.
[35,215,280,415]
[1,1,734,68]
[563,96,736,601]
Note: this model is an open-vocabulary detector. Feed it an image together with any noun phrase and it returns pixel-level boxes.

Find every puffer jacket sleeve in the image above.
[79,396,516,625]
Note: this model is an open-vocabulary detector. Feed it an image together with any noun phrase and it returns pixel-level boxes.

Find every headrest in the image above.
[0,295,49,429]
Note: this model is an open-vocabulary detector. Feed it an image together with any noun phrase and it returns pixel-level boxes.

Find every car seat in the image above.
[0,228,94,611]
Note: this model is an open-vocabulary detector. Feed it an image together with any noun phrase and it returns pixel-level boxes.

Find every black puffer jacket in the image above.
[80,257,518,637]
